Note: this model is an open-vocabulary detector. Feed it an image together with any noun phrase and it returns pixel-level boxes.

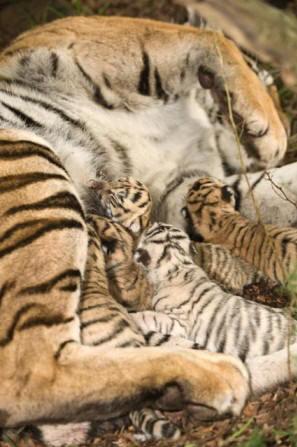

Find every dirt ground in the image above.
[0,1,296,446]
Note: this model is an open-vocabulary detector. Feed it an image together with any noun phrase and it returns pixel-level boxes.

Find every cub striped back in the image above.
[184,177,297,283]
[190,242,272,294]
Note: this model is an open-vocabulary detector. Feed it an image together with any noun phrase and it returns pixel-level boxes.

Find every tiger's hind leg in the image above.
[0,130,249,433]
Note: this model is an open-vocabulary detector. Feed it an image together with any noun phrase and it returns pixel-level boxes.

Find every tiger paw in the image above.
[157,350,249,422]
[198,35,287,169]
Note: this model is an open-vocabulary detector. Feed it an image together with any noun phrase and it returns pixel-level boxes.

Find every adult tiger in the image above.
[0,14,286,438]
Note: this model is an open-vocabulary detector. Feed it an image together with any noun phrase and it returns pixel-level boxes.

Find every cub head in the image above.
[92,216,135,269]
[182,177,237,242]
[89,176,152,235]
[135,222,192,272]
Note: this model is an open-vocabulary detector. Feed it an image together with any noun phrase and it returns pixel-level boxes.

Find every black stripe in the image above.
[215,309,228,348]
[79,303,105,313]
[54,339,77,359]
[0,303,41,347]
[155,334,171,346]
[117,340,142,348]
[109,139,132,175]
[231,178,242,211]
[154,68,168,101]
[50,52,59,77]
[0,113,16,127]
[59,283,79,292]
[189,284,217,313]
[239,333,250,361]
[20,269,81,295]
[0,77,44,93]
[0,281,15,307]
[0,219,45,245]
[0,172,68,194]
[0,219,84,260]
[0,88,86,130]
[93,319,130,346]
[6,191,84,220]
[132,191,142,203]
[75,59,113,109]
[19,315,74,331]
[94,85,114,110]
[1,101,43,128]
[0,141,68,174]
[138,50,151,96]
[103,74,112,89]
[81,315,118,329]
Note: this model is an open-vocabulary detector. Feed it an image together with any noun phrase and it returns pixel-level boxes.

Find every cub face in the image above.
[135,222,192,270]
[89,176,152,236]
[93,216,135,269]
[182,177,237,242]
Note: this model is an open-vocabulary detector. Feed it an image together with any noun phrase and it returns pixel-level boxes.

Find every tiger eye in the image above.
[221,185,234,203]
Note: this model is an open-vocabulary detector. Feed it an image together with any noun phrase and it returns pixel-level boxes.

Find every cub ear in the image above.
[134,248,151,267]
[221,185,235,203]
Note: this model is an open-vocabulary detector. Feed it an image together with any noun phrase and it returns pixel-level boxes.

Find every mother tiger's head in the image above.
[182,177,238,242]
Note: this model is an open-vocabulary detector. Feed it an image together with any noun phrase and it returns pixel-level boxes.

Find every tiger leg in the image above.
[246,342,297,395]
[35,216,145,447]
[0,131,249,429]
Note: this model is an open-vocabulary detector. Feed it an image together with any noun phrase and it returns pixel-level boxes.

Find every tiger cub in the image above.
[191,242,274,294]
[89,176,152,236]
[94,216,153,311]
[133,223,297,395]
[183,177,297,283]
[88,176,153,310]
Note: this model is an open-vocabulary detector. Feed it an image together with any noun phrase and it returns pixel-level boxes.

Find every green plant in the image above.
[96,2,111,15]
[239,429,266,447]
